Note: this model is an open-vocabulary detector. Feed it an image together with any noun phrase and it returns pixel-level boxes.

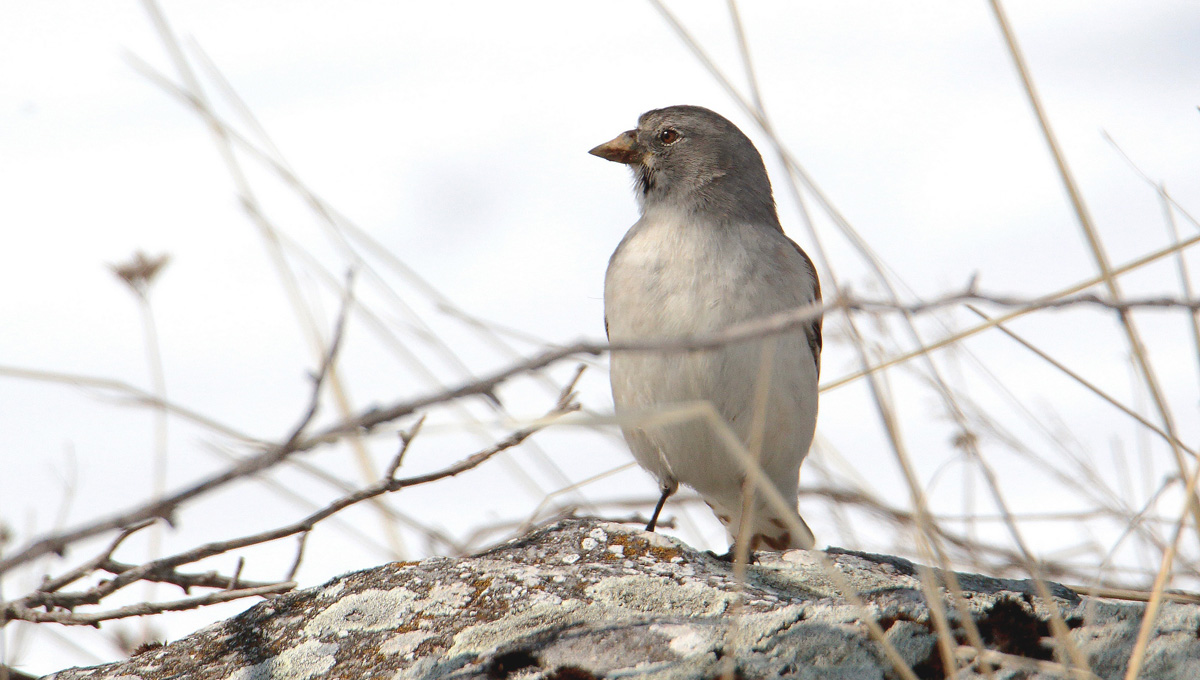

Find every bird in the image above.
[590,105,822,553]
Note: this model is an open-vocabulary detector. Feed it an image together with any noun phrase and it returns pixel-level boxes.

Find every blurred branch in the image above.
[0,281,357,576]
[986,5,1198,672]
[0,364,261,445]
[5,583,295,627]
[2,368,583,627]
[859,290,1200,315]
[967,306,1199,461]
[11,281,1200,576]
[98,559,277,592]
[823,228,1200,392]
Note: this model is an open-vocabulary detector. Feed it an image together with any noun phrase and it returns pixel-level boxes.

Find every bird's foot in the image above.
[706,546,759,564]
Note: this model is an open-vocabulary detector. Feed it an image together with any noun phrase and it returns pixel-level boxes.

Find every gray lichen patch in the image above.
[447,599,590,658]
[44,519,1200,680]
[722,603,809,650]
[650,623,720,657]
[421,581,473,615]
[222,641,337,680]
[379,630,435,658]
[750,548,873,598]
[304,588,418,636]
[318,581,344,599]
[585,574,734,616]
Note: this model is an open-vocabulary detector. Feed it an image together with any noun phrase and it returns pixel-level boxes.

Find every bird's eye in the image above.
[658,128,680,145]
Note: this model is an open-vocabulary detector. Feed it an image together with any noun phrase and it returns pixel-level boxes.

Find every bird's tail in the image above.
[708,491,815,551]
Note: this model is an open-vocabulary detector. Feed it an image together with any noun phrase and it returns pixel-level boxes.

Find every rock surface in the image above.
[44,519,1200,679]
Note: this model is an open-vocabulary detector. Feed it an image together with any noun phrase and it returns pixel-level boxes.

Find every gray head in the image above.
[589,105,780,229]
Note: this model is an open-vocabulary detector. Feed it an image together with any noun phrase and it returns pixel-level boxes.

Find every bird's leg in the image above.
[645,484,674,532]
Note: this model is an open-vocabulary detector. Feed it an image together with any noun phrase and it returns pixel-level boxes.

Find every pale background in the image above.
[3,0,1199,675]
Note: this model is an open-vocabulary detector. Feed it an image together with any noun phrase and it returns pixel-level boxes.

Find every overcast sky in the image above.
[3,1,1199,674]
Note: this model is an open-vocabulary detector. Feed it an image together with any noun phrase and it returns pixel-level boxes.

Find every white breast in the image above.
[604,209,819,548]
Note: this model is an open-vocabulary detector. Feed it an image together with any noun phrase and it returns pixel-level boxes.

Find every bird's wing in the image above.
[789,239,823,378]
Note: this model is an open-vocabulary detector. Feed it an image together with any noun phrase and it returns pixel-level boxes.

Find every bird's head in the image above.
[589,105,778,227]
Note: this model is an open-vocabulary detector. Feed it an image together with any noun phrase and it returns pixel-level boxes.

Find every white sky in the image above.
[3,0,1200,674]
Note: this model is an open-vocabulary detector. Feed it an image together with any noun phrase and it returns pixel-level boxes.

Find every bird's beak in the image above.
[588,130,641,165]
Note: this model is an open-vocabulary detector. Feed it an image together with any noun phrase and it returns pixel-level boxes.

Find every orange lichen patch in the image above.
[390,619,425,635]
[466,577,494,605]
[467,575,514,621]
[605,533,683,563]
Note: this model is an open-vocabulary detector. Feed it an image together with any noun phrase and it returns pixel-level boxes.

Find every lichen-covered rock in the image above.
[43,519,1200,679]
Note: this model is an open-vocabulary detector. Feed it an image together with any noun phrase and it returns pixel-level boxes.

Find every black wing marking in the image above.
[789,239,823,378]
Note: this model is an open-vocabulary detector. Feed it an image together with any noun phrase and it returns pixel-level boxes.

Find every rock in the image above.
[42,519,1200,679]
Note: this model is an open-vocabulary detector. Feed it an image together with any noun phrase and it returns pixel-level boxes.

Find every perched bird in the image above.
[591,105,821,552]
